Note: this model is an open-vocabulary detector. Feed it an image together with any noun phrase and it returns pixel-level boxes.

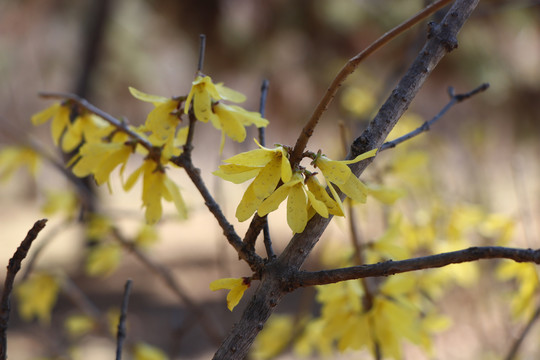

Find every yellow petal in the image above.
[338,174,368,204]
[215,83,246,103]
[93,145,132,186]
[223,148,274,167]
[133,343,169,360]
[279,148,292,183]
[306,188,329,218]
[64,314,95,338]
[214,103,247,142]
[287,183,308,233]
[129,87,170,106]
[226,282,249,311]
[257,184,290,217]
[163,176,188,219]
[51,105,71,146]
[193,84,213,122]
[85,243,122,277]
[251,156,282,199]
[31,103,61,125]
[15,273,60,324]
[236,183,261,221]
[316,157,352,185]
[213,165,261,184]
[340,148,378,164]
[142,167,164,224]
[305,176,343,216]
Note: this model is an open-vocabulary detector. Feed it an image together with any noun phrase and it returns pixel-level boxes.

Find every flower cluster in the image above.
[31,74,267,224]
[214,141,378,233]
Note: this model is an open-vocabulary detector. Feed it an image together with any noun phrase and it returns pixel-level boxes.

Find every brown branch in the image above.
[173,155,264,272]
[115,279,133,360]
[212,1,480,358]
[0,219,47,360]
[111,227,223,345]
[289,0,454,167]
[38,92,155,151]
[292,246,540,288]
[380,83,489,151]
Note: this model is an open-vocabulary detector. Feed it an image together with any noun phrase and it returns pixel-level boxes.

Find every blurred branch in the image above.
[293,246,540,287]
[115,279,133,360]
[505,305,540,360]
[198,34,206,73]
[380,83,490,151]
[111,227,223,345]
[289,0,454,166]
[0,219,47,360]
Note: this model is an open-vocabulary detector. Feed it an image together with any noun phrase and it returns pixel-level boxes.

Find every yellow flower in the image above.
[313,149,377,209]
[214,141,292,222]
[211,103,269,152]
[0,146,40,182]
[129,87,182,146]
[64,314,96,338]
[305,175,344,217]
[31,102,71,146]
[258,172,330,234]
[252,315,294,359]
[124,160,187,224]
[85,243,122,277]
[61,113,113,152]
[135,224,159,249]
[184,75,246,122]
[71,132,132,188]
[41,190,78,218]
[133,343,169,360]
[15,272,60,324]
[210,277,251,311]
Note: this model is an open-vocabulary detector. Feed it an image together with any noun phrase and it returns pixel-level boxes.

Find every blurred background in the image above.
[1,0,539,359]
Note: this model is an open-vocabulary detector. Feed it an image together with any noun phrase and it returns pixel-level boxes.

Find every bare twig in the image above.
[289,0,454,166]
[38,92,155,151]
[0,219,47,360]
[380,83,489,151]
[292,246,540,288]
[198,34,207,73]
[115,279,133,360]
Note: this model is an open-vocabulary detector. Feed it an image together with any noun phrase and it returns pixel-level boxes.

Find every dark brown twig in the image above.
[293,246,540,288]
[198,34,207,73]
[115,279,133,360]
[0,219,47,360]
[380,83,489,151]
[288,0,454,167]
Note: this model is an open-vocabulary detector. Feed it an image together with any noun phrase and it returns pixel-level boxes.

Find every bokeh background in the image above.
[1,0,540,359]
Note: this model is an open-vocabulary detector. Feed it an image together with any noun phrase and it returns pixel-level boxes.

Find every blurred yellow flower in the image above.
[15,272,60,324]
[133,343,169,360]
[41,190,78,219]
[124,159,187,224]
[85,243,122,277]
[0,146,41,182]
[251,315,294,360]
[64,314,95,338]
[210,277,251,311]
[31,102,71,146]
[61,113,113,152]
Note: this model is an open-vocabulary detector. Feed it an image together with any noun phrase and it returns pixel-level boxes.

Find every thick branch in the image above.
[292,246,540,287]
[288,0,453,166]
[0,219,47,360]
[213,1,480,358]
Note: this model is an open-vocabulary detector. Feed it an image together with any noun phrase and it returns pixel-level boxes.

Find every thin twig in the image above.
[380,83,489,151]
[505,305,540,360]
[0,219,47,360]
[198,34,206,73]
[111,227,224,345]
[289,0,454,166]
[115,279,133,360]
[293,246,540,288]
[38,92,155,151]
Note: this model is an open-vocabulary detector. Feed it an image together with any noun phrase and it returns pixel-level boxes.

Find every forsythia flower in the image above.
[41,190,78,219]
[258,172,329,234]
[133,343,169,360]
[184,75,246,122]
[15,272,60,324]
[312,148,378,211]
[0,146,40,182]
[124,159,187,224]
[64,314,96,338]
[71,132,132,188]
[31,102,71,146]
[214,142,292,221]
[210,277,251,311]
[85,243,122,277]
[251,315,294,359]
[129,87,182,146]
[61,113,113,152]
